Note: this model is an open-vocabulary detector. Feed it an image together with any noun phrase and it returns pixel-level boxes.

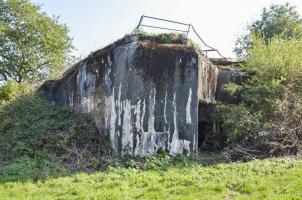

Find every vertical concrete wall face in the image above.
[39,35,218,156]
[198,56,218,104]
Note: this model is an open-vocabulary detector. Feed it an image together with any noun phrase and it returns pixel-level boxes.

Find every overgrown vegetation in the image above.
[216,36,302,161]
[212,3,302,161]
[132,29,189,45]
[0,94,112,176]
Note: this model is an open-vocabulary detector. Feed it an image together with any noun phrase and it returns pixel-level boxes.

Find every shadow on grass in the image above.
[0,151,226,184]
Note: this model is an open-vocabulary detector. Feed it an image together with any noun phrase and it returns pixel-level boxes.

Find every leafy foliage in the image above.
[247,36,302,82]
[0,0,73,83]
[234,3,302,56]
[223,83,243,98]
[217,36,302,161]
[0,95,112,170]
[0,80,31,104]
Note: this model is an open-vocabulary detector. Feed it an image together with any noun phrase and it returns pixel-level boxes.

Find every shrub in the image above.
[223,83,243,97]
[0,94,112,170]
[0,81,31,104]
[215,103,261,144]
[216,36,302,161]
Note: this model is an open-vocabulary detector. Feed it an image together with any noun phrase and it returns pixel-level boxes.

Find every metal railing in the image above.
[132,15,226,58]
[134,15,191,36]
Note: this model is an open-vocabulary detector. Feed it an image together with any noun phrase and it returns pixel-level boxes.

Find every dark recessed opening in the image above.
[198,102,215,150]
[198,121,211,148]
[198,102,226,150]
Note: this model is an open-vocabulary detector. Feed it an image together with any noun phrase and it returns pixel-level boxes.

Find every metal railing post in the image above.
[137,15,144,29]
[132,15,144,32]
[186,24,191,37]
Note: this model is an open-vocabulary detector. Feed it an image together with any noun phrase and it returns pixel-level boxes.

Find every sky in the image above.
[31,0,302,58]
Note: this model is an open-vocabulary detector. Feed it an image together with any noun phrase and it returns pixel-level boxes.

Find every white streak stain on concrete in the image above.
[121,99,133,155]
[169,92,192,155]
[149,88,156,154]
[135,100,141,130]
[148,88,156,134]
[167,123,171,150]
[117,84,122,126]
[170,92,179,155]
[140,99,146,130]
[132,88,160,156]
[186,88,192,124]
[134,134,140,156]
[164,91,167,126]
[109,89,116,151]
[193,133,196,151]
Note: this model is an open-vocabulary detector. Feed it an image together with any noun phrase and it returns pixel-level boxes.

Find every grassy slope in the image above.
[0,157,301,200]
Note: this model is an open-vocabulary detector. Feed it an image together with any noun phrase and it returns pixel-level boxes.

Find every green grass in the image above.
[0,155,301,200]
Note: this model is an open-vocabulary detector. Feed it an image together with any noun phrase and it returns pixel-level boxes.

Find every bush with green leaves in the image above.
[216,36,302,161]
[0,81,31,104]
[246,36,302,82]
[0,94,112,170]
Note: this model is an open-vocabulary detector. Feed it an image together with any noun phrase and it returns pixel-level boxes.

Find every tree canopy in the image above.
[234,3,302,56]
[0,0,73,83]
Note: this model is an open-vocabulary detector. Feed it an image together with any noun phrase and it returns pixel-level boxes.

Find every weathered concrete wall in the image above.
[40,34,217,156]
[198,56,218,104]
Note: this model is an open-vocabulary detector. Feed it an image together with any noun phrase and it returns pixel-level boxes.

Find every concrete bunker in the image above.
[39,33,239,157]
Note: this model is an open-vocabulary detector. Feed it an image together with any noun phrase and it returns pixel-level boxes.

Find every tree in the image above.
[234,3,302,56]
[0,0,73,83]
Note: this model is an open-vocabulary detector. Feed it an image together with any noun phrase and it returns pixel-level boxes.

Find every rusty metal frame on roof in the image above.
[133,15,226,58]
